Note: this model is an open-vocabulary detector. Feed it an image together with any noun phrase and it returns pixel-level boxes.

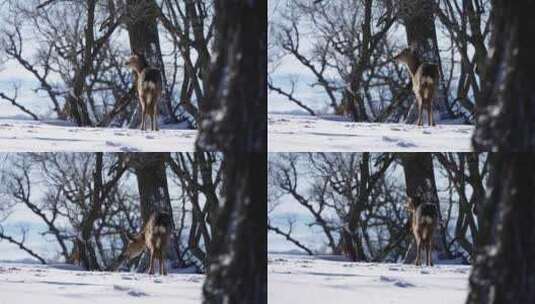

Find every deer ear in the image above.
[122,230,134,242]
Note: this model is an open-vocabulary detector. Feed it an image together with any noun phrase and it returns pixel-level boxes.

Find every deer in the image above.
[122,212,172,275]
[394,47,440,127]
[406,196,438,266]
[125,52,162,131]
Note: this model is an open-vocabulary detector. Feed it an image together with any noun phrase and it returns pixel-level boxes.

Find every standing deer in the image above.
[125,53,162,131]
[394,47,440,126]
[123,212,172,275]
[406,196,438,266]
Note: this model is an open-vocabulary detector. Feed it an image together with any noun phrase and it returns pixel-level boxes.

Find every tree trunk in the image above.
[399,0,450,122]
[78,152,104,271]
[126,153,172,221]
[126,0,173,125]
[467,153,535,303]
[195,0,266,152]
[400,153,448,263]
[472,1,535,151]
[202,153,267,304]
[199,0,266,300]
[125,153,176,271]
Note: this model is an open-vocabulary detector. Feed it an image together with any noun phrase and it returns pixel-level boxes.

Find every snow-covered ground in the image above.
[0,119,197,152]
[268,114,474,152]
[268,254,471,304]
[0,262,203,304]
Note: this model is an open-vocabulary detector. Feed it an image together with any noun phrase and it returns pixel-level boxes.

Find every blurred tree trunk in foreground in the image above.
[202,153,267,304]
[195,0,266,152]
[472,1,535,151]
[467,153,535,303]
[199,0,267,303]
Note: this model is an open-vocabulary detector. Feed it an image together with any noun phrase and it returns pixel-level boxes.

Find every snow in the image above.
[0,120,197,152]
[268,114,474,152]
[0,262,203,304]
[268,254,471,304]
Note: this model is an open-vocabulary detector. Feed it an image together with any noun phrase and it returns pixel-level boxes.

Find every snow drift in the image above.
[0,120,196,152]
[268,253,471,304]
[0,262,203,304]
[268,114,474,152]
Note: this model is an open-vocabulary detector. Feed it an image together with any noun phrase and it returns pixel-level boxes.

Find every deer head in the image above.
[125,52,148,73]
[394,48,412,63]
[122,231,146,259]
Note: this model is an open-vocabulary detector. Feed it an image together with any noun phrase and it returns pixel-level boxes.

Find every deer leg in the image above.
[154,107,159,131]
[427,102,434,127]
[139,98,145,130]
[417,100,423,126]
[427,242,433,266]
[415,239,421,266]
[148,250,155,274]
[159,251,165,275]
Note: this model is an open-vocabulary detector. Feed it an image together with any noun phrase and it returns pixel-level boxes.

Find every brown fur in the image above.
[124,213,172,275]
[68,238,82,265]
[394,48,440,126]
[406,197,437,266]
[125,53,162,131]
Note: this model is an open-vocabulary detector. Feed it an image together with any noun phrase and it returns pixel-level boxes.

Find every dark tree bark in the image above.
[472,1,535,151]
[198,1,267,302]
[195,0,266,152]
[398,0,450,122]
[126,153,173,221]
[467,153,535,303]
[400,153,448,263]
[202,153,267,304]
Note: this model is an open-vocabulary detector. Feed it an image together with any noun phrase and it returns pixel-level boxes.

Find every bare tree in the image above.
[270,1,398,121]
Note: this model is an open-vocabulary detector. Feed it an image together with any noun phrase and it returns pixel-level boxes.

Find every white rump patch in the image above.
[422,76,434,86]
[422,216,433,225]
[143,81,157,90]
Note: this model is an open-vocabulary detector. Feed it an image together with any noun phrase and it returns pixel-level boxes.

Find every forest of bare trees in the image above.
[0,0,215,127]
[0,153,222,272]
[268,0,491,123]
[268,152,487,264]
